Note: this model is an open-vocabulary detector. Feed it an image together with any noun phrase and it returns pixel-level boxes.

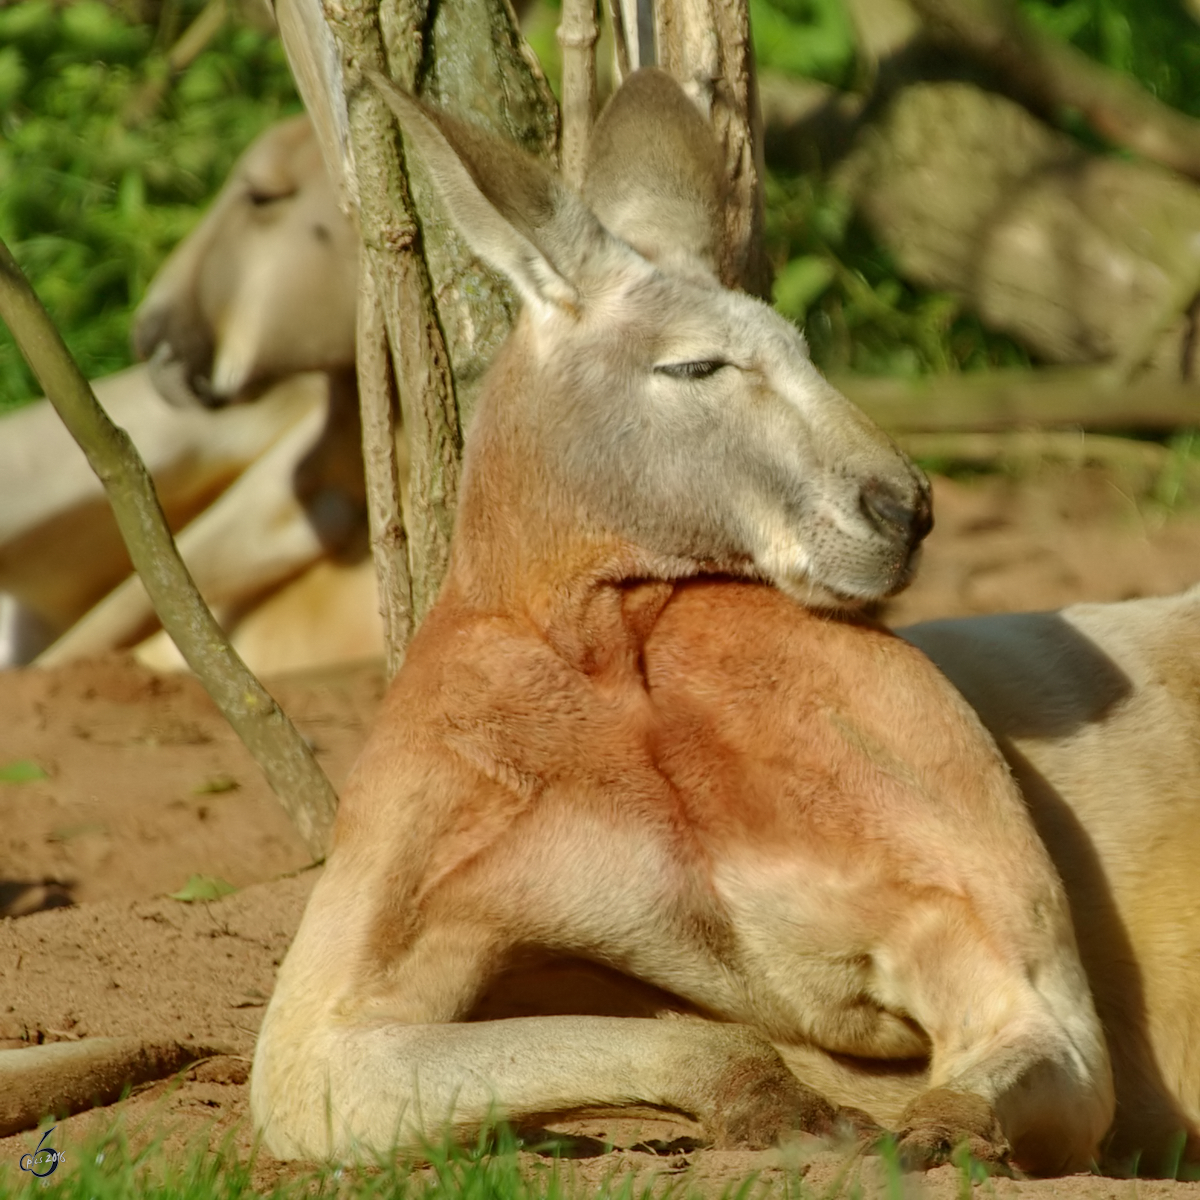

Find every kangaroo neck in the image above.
[441,492,681,681]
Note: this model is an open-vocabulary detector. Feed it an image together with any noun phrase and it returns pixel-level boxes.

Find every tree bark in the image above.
[655,0,770,296]
[274,0,557,655]
[356,254,412,679]
[318,0,460,633]
[559,0,601,188]
[0,238,337,860]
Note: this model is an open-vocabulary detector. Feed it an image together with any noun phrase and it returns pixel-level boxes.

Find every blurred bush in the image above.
[3,0,1197,414]
[1020,0,1200,119]
[755,0,1200,378]
[0,0,300,412]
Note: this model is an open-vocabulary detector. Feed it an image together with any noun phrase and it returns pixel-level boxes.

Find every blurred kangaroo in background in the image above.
[21,114,381,675]
[0,367,330,666]
[902,597,1200,1171]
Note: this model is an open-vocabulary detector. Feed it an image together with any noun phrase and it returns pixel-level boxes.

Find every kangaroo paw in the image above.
[893,1087,1012,1171]
[710,1062,877,1151]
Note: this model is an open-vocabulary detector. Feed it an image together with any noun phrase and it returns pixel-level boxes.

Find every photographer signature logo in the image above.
[19,1127,65,1179]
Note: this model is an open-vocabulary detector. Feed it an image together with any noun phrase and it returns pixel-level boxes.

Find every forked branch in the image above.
[559,0,600,187]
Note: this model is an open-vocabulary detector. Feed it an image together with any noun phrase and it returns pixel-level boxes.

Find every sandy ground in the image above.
[2,465,1200,1197]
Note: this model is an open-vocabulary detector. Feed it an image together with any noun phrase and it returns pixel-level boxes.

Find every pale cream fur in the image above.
[901,595,1200,1170]
[0,366,326,665]
[10,116,379,676]
[251,70,1112,1176]
[133,114,357,408]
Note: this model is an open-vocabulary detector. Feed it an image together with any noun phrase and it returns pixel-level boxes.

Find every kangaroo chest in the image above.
[418,581,1018,1060]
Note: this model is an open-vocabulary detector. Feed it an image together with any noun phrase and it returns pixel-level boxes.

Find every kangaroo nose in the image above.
[860,477,933,548]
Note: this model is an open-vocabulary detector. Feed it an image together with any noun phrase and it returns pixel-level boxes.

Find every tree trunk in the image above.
[274,0,556,657]
[273,0,764,661]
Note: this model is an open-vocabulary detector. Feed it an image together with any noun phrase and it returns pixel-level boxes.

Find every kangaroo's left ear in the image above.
[370,72,609,316]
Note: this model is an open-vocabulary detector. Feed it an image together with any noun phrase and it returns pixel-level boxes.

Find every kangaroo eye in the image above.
[655,360,728,380]
[245,183,298,208]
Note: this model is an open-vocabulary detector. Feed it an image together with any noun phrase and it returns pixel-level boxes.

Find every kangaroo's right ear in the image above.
[370,72,606,316]
[583,69,725,280]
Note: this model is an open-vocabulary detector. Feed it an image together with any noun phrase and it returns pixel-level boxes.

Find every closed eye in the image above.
[245,183,298,207]
[654,360,729,381]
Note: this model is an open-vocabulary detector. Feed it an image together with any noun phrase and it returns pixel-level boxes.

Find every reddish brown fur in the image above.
[251,70,1111,1174]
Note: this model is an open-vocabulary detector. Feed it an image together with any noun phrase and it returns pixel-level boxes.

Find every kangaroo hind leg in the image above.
[253,862,869,1160]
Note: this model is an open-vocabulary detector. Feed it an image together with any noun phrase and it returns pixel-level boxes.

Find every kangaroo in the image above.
[0,366,326,666]
[133,113,357,409]
[250,69,1112,1174]
[901,596,1200,1172]
[25,116,374,674]
[37,368,375,672]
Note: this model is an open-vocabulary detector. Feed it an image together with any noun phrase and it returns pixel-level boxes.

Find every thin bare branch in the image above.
[356,253,413,676]
[559,0,600,186]
[606,0,632,85]
[0,237,337,860]
[909,0,1200,182]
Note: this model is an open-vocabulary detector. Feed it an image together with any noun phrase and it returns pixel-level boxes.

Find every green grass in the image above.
[0,1114,1019,1200]
[0,1121,765,1200]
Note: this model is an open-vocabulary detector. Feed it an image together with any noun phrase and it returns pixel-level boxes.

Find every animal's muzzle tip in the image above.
[860,477,933,551]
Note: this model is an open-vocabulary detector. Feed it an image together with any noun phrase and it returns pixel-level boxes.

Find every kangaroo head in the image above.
[376,69,931,605]
[133,115,358,408]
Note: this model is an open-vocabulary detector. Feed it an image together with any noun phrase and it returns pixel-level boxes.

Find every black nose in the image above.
[860,477,933,548]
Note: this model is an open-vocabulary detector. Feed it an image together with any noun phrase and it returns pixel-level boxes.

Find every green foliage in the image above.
[7,0,1200,412]
[764,168,1031,377]
[750,0,856,86]
[752,0,1032,376]
[0,0,300,413]
[754,0,1200,378]
[1019,0,1200,118]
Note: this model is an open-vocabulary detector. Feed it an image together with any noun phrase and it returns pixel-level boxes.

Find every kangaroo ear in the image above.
[583,68,725,279]
[370,72,605,315]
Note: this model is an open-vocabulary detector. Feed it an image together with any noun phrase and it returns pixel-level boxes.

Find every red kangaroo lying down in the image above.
[251,69,1113,1174]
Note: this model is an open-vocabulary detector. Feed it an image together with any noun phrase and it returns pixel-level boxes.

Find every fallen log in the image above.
[0,1038,218,1137]
[838,364,1200,433]
[894,430,1200,499]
